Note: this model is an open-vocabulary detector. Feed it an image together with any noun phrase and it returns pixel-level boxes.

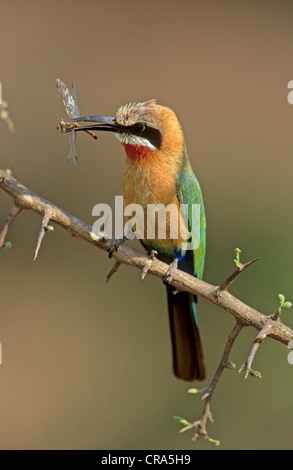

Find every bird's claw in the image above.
[163,258,179,284]
[141,250,158,280]
[107,237,125,258]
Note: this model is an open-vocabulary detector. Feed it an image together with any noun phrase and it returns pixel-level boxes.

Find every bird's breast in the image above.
[122,152,177,207]
[121,152,188,255]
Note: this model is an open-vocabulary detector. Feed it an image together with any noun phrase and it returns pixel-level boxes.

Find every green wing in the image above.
[176,154,206,280]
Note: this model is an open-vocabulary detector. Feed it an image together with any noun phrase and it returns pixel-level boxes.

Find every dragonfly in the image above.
[56,78,97,164]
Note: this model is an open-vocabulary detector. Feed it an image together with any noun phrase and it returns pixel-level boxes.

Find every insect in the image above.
[56,78,97,164]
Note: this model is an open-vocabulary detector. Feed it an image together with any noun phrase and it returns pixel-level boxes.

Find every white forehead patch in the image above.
[115,133,156,150]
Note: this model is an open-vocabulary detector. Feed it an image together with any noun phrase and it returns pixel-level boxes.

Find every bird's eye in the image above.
[137,122,146,133]
[128,122,162,149]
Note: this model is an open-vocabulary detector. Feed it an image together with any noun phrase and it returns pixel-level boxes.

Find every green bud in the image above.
[90,231,101,242]
[282,302,292,310]
[234,247,241,267]
[278,294,285,306]
[251,370,262,379]
[187,388,198,394]
[4,241,12,251]
[179,424,194,433]
[226,361,236,369]
[238,365,245,374]
[173,416,190,426]
[208,438,221,446]
[0,110,8,120]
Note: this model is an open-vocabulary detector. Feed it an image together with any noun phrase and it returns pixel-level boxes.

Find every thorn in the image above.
[34,210,52,261]
[201,391,211,401]
[106,261,122,283]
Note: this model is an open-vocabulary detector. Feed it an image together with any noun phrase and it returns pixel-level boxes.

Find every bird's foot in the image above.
[141,250,158,280]
[107,237,125,258]
[163,257,179,284]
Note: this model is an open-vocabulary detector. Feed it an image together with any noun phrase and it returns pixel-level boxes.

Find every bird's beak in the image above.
[65,114,162,150]
[68,115,124,134]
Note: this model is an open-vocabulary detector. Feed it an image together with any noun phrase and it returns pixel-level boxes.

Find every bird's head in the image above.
[69,100,184,161]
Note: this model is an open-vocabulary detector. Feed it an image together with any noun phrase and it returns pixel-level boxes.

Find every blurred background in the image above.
[1,0,293,450]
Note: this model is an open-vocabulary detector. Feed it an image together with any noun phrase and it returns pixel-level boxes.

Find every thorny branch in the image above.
[239,319,273,379]
[1,169,293,445]
[217,250,259,293]
[188,321,244,445]
[239,294,293,379]
[1,170,291,344]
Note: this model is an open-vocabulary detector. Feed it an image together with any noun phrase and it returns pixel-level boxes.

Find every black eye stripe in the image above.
[127,123,162,149]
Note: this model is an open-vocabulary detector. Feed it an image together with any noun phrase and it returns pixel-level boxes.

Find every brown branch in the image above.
[0,203,22,247]
[217,257,260,293]
[2,168,293,447]
[1,169,292,347]
[239,318,274,379]
[191,321,244,444]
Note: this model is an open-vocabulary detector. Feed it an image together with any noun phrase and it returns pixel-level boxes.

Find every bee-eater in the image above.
[69,100,206,381]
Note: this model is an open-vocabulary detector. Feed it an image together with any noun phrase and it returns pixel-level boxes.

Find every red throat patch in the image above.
[122,143,151,159]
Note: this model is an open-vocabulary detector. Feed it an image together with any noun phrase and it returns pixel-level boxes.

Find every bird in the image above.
[67,99,206,381]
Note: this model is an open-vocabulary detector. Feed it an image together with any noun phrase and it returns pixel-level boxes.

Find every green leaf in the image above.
[208,438,221,446]
[282,302,292,310]
[234,247,241,267]
[173,416,190,426]
[278,294,285,306]
[179,424,194,433]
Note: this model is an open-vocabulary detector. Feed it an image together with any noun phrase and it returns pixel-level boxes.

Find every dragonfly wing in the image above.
[71,81,80,118]
[56,78,78,119]
[69,129,78,165]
